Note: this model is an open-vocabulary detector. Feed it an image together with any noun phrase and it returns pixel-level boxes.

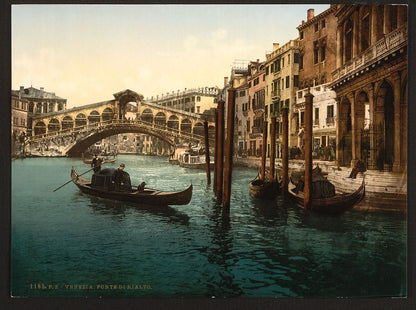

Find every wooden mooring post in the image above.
[222,89,235,216]
[282,107,289,196]
[269,117,276,181]
[213,109,219,191]
[215,100,225,199]
[204,120,211,185]
[260,121,268,181]
[304,92,314,210]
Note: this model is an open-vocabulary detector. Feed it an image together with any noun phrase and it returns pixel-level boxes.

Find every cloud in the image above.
[210,28,227,41]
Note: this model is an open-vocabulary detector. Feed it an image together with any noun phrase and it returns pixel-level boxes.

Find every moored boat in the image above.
[287,175,365,214]
[178,151,214,170]
[71,167,193,206]
[82,154,117,165]
[249,174,280,199]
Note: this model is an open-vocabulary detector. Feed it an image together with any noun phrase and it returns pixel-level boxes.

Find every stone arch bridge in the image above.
[26,89,216,157]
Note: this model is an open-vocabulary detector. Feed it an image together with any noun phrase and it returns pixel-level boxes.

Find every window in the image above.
[294,53,299,63]
[285,99,290,108]
[21,118,25,126]
[266,66,269,75]
[239,90,245,97]
[345,19,353,61]
[294,75,299,87]
[314,23,319,32]
[197,96,201,102]
[390,5,398,31]
[321,45,326,61]
[282,79,284,89]
[313,41,319,64]
[327,105,334,117]
[300,111,305,126]
[315,108,319,120]
[299,54,303,70]
[361,15,370,51]
[298,91,303,99]
[300,31,304,40]
[254,77,259,86]
[321,19,326,29]
[197,106,200,113]
[282,57,285,68]
[288,54,290,64]
[286,76,289,88]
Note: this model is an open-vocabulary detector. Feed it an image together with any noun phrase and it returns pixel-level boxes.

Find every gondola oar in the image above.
[53,167,94,192]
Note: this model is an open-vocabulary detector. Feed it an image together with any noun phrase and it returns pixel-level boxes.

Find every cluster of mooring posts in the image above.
[207,89,315,215]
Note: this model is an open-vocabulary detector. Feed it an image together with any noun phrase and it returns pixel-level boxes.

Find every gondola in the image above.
[287,175,365,214]
[249,173,280,199]
[289,165,326,186]
[71,167,193,206]
[82,154,117,165]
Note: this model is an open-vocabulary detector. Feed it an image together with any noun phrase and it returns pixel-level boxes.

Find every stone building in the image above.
[147,87,219,115]
[330,4,407,172]
[246,60,266,157]
[14,86,67,137]
[11,90,29,156]
[234,83,249,156]
[264,40,300,158]
[295,6,338,155]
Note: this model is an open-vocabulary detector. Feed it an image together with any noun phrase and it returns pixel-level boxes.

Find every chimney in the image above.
[307,9,315,21]
[273,43,280,51]
[40,87,44,92]
[224,77,229,87]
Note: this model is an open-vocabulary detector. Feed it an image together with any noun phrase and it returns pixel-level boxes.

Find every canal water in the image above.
[11,155,406,298]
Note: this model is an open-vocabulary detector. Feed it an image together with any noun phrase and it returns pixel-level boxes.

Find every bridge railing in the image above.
[28,118,215,144]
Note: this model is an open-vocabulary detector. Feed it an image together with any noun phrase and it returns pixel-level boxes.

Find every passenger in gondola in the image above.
[112,163,132,191]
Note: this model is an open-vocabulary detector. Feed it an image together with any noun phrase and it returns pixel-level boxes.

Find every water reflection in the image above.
[75,192,190,225]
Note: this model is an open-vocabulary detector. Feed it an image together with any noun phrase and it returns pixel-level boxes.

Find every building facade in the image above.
[330,4,407,172]
[295,6,338,157]
[13,86,67,137]
[146,87,219,115]
[247,61,266,157]
[264,40,300,158]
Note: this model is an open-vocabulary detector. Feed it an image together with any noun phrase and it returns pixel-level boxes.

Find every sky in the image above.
[12,4,330,108]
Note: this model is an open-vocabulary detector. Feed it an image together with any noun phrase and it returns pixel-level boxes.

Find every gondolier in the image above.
[91,155,102,172]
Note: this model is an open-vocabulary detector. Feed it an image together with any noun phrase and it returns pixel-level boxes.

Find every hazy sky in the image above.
[12,4,329,108]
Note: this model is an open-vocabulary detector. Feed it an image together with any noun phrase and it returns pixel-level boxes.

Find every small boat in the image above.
[82,153,117,165]
[178,151,214,170]
[71,167,193,206]
[249,174,280,199]
[287,176,365,214]
[289,165,326,186]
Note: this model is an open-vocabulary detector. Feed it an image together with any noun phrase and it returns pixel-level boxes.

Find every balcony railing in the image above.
[326,117,335,126]
[332,25,407,82]
[271,89,280,98]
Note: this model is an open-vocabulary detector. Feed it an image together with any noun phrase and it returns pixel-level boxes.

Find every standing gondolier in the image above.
[91,154,102,173]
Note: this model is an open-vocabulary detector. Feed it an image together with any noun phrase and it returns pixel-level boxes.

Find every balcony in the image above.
[332,25,407,83]
[271,89,280,99]
[326,117,335,126]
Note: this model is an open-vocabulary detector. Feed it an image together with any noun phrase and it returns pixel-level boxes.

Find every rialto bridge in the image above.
[26,89,216,157]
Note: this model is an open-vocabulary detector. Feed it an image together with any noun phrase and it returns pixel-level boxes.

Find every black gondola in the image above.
[71,167,192,206]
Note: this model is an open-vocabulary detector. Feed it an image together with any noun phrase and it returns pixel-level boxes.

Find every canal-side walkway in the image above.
[234,156,407,213]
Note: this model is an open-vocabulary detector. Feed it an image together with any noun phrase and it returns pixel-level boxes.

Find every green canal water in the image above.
[11,155,407,298]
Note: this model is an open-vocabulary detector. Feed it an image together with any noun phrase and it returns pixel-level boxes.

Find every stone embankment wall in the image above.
[234,156,407,213]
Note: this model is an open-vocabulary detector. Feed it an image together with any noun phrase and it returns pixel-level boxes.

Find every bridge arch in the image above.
[88,110,101,123]
[62,116,74,130]
[181,119,192,133]
[34,121,46,135]
[48,118,60,132]
[141,108,153,123]
[167,115,179,130]
[75,113,87,127]
[193,122,204,136]
[155,112,166,126]
[102,107,114,121]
